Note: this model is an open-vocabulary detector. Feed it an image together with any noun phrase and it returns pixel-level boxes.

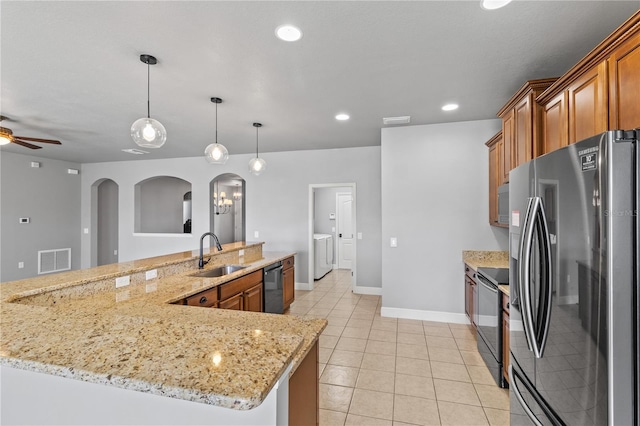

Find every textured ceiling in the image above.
[1,1,638,163]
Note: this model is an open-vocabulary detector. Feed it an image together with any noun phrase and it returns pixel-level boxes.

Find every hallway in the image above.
[287,269,509,426]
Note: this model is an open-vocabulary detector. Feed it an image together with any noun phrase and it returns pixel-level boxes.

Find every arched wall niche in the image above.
[210,173,245,244]
[134,176,192,234]
[90,178,119,267]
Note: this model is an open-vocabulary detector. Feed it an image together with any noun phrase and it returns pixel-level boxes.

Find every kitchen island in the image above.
[0,242,326,425]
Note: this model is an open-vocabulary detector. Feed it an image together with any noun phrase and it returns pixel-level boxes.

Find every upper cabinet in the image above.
[608,29,640,130]
[497,78,557,183]
[537,11,640,154]
[485,131,504,227]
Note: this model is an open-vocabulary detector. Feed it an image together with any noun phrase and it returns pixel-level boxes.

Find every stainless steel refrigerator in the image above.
[508,130,638,425]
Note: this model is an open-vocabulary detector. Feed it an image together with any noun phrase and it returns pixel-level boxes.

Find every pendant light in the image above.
[131,54,167,148]
[204,97,229,164]
[248,122,267,176]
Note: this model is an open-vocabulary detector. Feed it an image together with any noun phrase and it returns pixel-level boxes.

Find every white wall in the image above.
[381,120,508,322]
[0,151,81,282]
[80,146,382,287]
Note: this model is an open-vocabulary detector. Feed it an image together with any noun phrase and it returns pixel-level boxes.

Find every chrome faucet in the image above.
[199,232,223,269]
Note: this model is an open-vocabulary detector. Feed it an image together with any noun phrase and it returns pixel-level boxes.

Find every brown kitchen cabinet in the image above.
[283,256,295,311]
[485,131,505,227]
[243,282,263,313]
[179,269,264,312]
[497,78,557,175]
[219,270,263,312]
[502,291,510,384]
[289,341,319,426]
[537,12,640,152]
[608,29,640,130]
[464,264,477,328]
[541,91,568,155]
[567,61,609,145]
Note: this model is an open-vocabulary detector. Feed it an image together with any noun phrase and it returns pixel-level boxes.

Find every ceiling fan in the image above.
[0,116,62,150]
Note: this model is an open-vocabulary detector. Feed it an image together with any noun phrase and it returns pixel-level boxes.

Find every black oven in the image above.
[476,267,509,388]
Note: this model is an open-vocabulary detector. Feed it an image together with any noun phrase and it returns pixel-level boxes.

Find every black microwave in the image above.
[497,184,509,225]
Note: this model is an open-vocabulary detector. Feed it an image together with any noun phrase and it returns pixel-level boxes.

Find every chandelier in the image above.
[213,181,233,215]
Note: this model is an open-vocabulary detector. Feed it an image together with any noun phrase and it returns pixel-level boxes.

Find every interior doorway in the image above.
[308,183,356,291]
[91,178,119,266]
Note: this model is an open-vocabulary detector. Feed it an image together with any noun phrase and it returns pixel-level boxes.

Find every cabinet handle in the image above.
[200,296,207,304]
[465,267,469,272]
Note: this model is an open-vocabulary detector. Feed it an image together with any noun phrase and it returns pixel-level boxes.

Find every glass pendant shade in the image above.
[204,142,229,164]
[248,157,267,175]
[131,117,167,148]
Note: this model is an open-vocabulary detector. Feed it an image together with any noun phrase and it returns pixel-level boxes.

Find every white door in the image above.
[336,192,353,269]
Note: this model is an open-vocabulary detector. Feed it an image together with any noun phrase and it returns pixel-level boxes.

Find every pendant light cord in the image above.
[215,101,218,144]
[255,126,259,157]
[146,61,151,119]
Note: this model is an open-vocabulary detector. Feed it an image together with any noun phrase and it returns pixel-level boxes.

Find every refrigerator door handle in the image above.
[535,196,553,358]
[518,197,537,353]
[509,365,544,426]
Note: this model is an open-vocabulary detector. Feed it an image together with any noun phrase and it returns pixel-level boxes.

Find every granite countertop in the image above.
[462,250,509,270]
[0,244,326,410]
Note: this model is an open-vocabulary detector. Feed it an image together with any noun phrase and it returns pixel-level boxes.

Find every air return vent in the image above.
[38,248,71,274]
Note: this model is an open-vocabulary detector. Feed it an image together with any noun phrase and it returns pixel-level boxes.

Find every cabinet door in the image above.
[501,110,514,183]
[608,30,640,130]
[488,141,499,225]
[514,94,533,167]
[471,280,478,328]
[219,293,243,310]
[542,91,568,154]
[283,266,295,310]
[243,282,263,313]
[465,274,471,320]
[568,61,608,144]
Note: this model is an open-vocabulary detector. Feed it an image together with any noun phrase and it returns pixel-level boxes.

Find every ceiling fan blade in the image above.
[13,140,42,149]
[14,136,61,144]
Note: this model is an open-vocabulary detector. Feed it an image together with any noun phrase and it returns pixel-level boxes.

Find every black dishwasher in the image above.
[263,261,284,314]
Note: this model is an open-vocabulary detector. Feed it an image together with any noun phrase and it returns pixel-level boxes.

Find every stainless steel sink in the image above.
[190,265,247,278]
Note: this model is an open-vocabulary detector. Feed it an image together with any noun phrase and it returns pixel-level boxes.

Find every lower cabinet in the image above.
[283,256,295,311]
[289,340,318,426]
[181,270,263,313]
[502,292,510,384]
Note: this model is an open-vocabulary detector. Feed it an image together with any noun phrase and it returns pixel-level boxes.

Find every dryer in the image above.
[313,233,333,280]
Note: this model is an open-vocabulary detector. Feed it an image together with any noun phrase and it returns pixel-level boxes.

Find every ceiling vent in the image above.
[122,148,149,155]
[383,116,411,125]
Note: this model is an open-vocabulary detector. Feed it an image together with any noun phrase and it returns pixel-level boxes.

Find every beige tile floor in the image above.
[286,269,510,426]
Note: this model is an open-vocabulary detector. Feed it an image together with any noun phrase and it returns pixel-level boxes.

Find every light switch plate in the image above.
[390,237,398,248]
[357,232,363,239]
[254,231,259,238]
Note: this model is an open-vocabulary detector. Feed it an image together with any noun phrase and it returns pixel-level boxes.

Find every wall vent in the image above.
[38,248,71,274]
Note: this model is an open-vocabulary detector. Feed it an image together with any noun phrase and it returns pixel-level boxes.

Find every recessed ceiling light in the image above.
[481,0,513,10]
[382,116,411,125]
[442,104,459,111]
[275,25,303,42]
[335,113,350,121]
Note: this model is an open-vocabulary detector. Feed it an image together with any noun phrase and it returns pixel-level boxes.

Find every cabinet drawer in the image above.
[186,287,218,307]
[283,256,294,270]
[502,292,510,313]
[219,270,263,301]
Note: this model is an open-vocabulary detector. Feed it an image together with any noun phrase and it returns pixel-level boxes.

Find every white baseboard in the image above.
[380,306,470,325]
[353,286,382,296]
[295,281,313,291]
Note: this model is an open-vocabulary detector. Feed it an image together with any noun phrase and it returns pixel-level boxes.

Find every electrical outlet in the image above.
[83,228,89,234]
[390,237,398,248]
[115,275,130,288]
[113,249,118,256]
[357,232,363,240]
[254,231,259,238]
[239,249,245,256]
[145,269,158,280]
[18,262,24,269]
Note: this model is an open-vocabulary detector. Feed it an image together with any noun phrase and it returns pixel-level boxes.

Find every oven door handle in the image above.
[509,365,544,426]
[478,278,498,294]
